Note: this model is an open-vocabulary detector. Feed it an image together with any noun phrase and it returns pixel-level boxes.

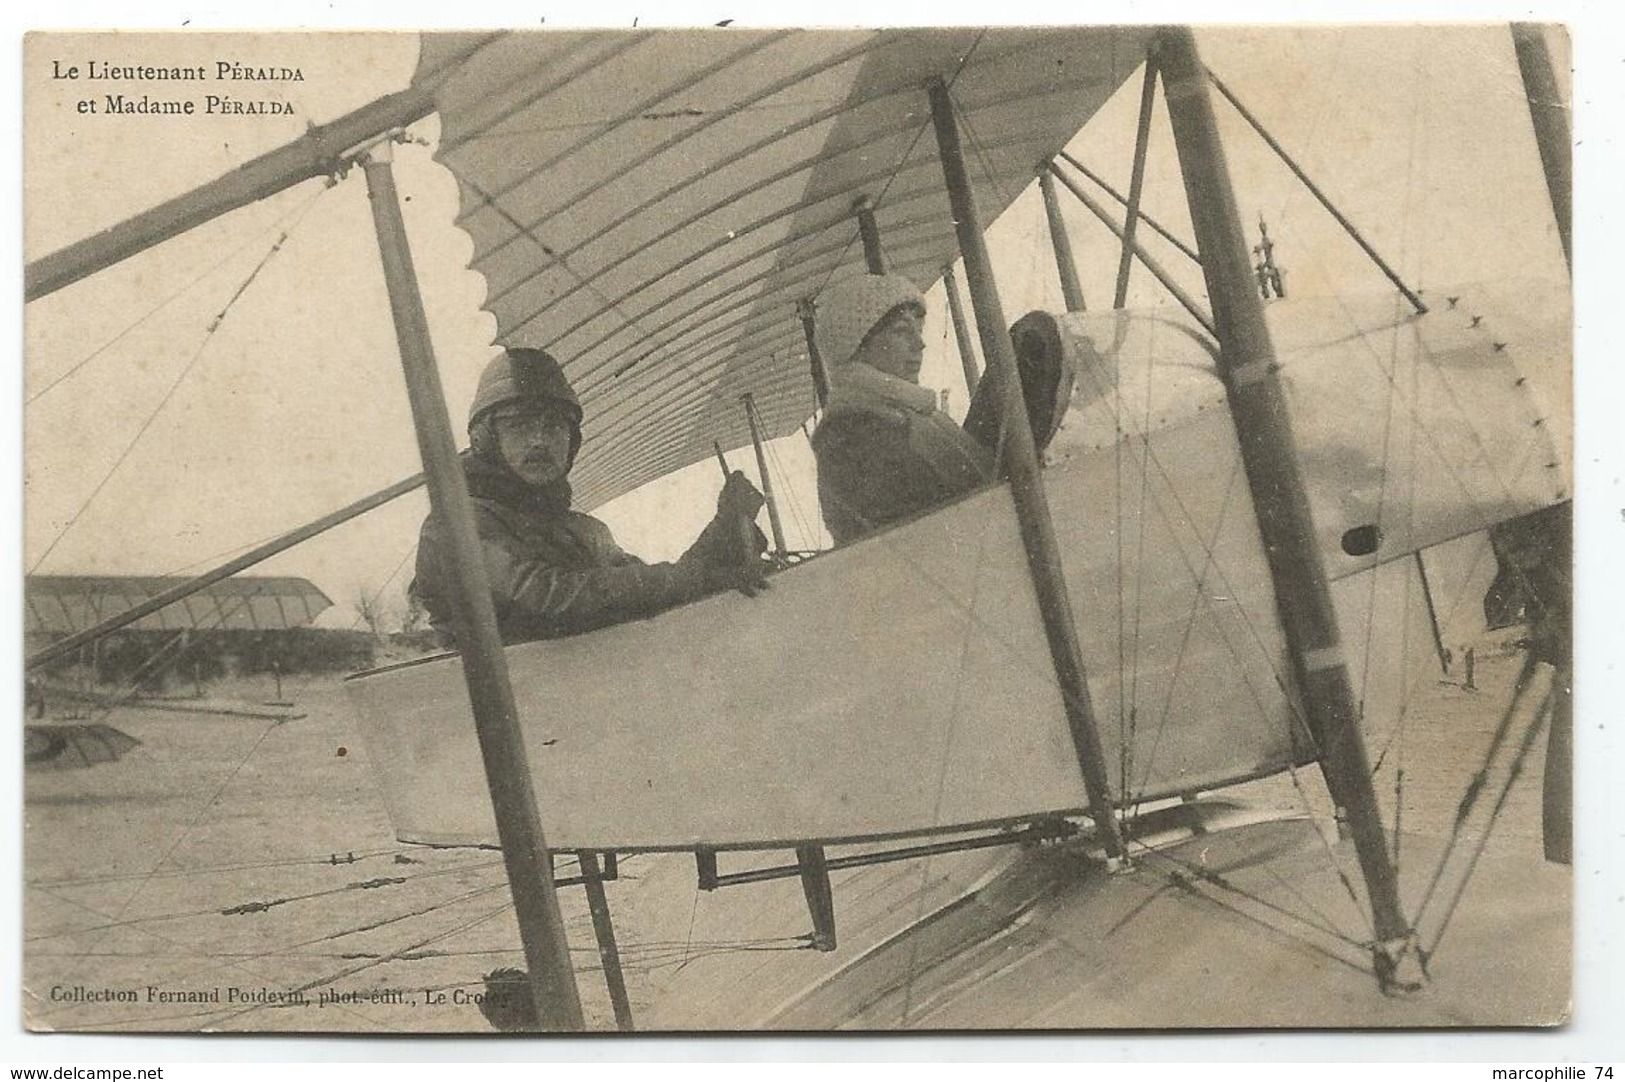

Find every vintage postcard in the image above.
[21,25,1574,1035]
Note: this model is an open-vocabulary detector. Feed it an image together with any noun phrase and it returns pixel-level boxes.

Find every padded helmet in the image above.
[468,348,583,467]
[814,273,927,369]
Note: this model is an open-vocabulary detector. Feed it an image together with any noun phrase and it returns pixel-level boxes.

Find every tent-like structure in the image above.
[24,575,332,636]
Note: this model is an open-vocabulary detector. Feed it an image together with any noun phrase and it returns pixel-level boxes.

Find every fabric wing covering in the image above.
[417,28,1151,509]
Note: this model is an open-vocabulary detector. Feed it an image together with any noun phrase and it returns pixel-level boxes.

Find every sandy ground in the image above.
[22,631,1562,1034]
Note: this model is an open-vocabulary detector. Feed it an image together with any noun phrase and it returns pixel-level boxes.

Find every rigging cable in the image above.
[24,857,508,945]
[26,846,410,890]
[1365,33,1447,852]
[1127,842,1375,975]
[194,893,524,1032]
[1421,676,1555,963]
[1129,840,1369,952]
[26,181,333,407]
[805,29,987,304]
[1351,293,1408,745]
[36,710,286,994]
[28,224,305,577]
[898,499,1001,1027]
[1124,305,1166,817]
[761,435,819,553]
[1050,316,1373,928]
[1408,648,1546,929]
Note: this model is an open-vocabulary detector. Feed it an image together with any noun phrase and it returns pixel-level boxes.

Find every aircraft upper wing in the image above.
[417,28,1151,509]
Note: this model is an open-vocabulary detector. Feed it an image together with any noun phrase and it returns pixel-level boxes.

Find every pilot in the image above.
[810,273,1071,543]
[412,348,766,647]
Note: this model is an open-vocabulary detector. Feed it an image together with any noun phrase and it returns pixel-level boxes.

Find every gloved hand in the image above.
[704,558,772,599]
[684,484,769,570]
[680,482,771,599]
[716,470,766,521]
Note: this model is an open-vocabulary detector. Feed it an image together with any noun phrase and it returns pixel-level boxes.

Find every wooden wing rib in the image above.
[416,27,1152,508]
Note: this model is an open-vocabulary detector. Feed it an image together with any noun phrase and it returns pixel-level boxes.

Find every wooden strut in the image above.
[798,298,830,410]
[853,195,887,274]
[1157,29,1420,993]
[1510,24,1572,274]
[1046,163,1218,339]
[578,851,635,1031]
[692,820,1076,891]
[1038,172,1087,313]
[927,77,1127,864]
[1501,24,1575,866]
[742,392,790,559]
[27,472,428,672]
[1115,54,1161,310]
[361,143,585,1031]
[943,264,983,398]
[1058,151,1201,265]
[1203,66,1428,316]
[796,845,838,951]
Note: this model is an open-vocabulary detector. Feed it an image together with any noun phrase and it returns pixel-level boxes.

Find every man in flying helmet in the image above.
[412,347,767,646]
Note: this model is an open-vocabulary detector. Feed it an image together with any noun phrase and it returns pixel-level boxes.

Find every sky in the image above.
[18,22,1578,635]
[5,0,1624,1067]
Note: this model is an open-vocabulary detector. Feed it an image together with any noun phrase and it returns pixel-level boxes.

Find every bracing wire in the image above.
[193,895,524,1032]
[1112,303,1133,807]
[1129,841,1369,952]
[26,846,410,890]
[1422,678,1554,963]
[28,227,301,576]
[1059,321,1372,926]
[761,435,819,551]
[24,857,509,945]
[26,182,332,407]
[1409,649,1546,927]
[40,712,287,992]
[1123,311,1163,810]
[806,29,988,305]
[1128,843,1375,977]
[898,505,1000,1026]
[953,83,1018,225]
[1353,297,1408,728]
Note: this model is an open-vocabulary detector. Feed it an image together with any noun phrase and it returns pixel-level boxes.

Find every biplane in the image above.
[23,24,1573,1032]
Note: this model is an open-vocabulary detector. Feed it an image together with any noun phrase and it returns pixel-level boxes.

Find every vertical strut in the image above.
[943,264,983,398]
[1046,164,1216,338]
[928,78,1126,862]
[799,298,829,410]
[1057,151,1202,265]
[853,195,887,274]
[579,851,634,1031]
[1158,30,1419,992]
[1038,171,1087,312]
[796,844,837,951]
[742,391,789,558]
[361,142,585,1030]
[1115,55,1161,309]
[1510,24,1572,273]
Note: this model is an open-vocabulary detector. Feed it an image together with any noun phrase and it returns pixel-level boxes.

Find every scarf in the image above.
[462,448,575,518]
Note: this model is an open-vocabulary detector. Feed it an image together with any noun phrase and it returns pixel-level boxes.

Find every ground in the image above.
[21,629,1563,1033]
